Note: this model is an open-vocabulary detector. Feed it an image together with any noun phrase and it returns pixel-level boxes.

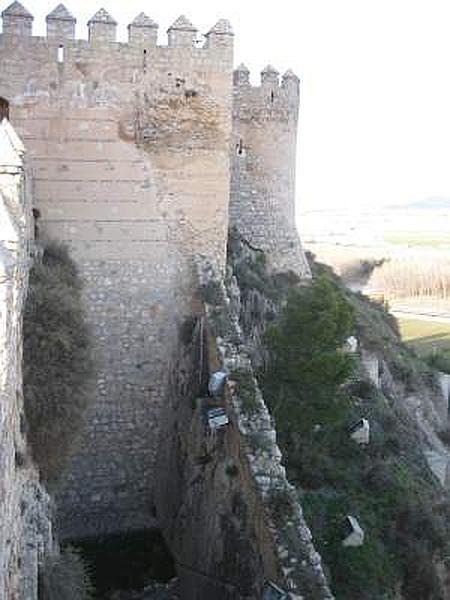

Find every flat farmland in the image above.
[396,315,450,355]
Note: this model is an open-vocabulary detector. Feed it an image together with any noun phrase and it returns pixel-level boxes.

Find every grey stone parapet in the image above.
[0,2,234,51]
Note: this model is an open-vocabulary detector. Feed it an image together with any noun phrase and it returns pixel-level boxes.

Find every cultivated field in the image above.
[396,315,450,355]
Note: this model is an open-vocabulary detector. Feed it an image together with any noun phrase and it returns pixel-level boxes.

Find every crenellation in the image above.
[232,65,300,123]
[1,1,33,37]
[204,18,234,53]
[233,62,250,86]
[46,4,76,41]
[0,4,235,65]
[167,15,197,48]
[261,63,279,87]
[87,8,117,44]
[127,13,158,47]
[281,68,300,102]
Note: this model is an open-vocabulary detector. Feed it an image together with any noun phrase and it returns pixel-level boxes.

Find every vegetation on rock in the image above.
[261,277,355,434]
[228,233,450,600]
[23,242,92,483]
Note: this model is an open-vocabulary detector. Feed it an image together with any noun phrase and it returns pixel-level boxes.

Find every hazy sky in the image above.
[4,0,450,214]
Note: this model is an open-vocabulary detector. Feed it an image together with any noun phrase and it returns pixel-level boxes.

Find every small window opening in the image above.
[0,97,10,121]
[236,138,245,156]
[32,208,41,240]
[143,49,147,73]
[58,44,64,64]
[270,90,275,103]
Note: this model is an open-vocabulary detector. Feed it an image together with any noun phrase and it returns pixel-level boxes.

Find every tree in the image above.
[261,276,355,434]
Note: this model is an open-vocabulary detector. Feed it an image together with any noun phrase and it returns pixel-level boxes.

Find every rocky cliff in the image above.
[154,258,332,600]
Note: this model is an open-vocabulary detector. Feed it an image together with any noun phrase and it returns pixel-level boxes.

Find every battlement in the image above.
[234,63,299,88]
[0,2,233,52]
[233,63,300,122]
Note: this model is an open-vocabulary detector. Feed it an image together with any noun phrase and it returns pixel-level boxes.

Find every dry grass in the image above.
[23,242,92,483]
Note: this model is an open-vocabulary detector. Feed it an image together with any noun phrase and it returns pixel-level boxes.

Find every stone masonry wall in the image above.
[0,119,54,600]
[230,65,311,277]
[0,2,312,539]
[0,4,234,538]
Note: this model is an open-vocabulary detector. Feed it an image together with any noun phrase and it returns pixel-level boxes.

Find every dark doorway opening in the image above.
[67,529,176,599]
[0,97,9,121]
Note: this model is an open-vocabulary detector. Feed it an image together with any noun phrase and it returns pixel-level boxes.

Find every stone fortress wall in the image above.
[0,1,310,538]
[0,119,54,600]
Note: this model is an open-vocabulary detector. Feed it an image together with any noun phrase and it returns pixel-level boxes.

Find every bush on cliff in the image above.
[23,242,92,483]
[260,276,355,434]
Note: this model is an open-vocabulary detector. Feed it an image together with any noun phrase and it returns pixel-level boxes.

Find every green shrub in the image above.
[346,379,378,400]
[260,276,355,434]
[39,547,94,600]
[23,242,92,482]
[424,349,450,374]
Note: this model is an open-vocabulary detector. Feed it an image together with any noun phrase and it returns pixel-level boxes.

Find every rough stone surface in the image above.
[154,260,332,599]
[0,120,54,600]
[0,17,233,537]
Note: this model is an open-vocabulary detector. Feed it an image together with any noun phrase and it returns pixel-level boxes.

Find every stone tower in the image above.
[230,64,310,277]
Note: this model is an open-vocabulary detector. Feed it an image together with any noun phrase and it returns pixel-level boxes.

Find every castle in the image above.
[0,1,310,539]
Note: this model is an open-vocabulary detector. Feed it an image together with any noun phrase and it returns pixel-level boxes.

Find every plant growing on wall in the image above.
[23,242,92,483]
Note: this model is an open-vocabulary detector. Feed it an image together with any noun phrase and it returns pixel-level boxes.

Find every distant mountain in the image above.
[387,197,450,211]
